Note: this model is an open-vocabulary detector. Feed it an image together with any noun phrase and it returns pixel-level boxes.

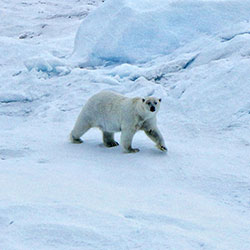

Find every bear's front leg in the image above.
[144,128,167,152]
[121,129,139,153]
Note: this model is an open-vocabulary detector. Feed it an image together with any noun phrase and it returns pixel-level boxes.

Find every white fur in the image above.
[70,91,167,153]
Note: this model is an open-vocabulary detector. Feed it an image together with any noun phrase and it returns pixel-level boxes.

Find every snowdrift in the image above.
[72,0,250,66]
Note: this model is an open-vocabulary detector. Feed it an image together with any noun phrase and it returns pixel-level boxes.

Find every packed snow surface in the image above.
[1,0,250,250]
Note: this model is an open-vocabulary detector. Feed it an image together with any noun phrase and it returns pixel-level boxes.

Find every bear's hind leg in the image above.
[70,132,84,144]
[70,118,91,144]
[102,132,119,147]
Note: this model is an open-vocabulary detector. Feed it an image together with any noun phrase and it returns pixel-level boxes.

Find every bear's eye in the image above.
[147,102,151,105]
[154,102,157,105]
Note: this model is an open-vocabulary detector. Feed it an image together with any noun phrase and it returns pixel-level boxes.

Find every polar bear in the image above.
[70,91,167,153]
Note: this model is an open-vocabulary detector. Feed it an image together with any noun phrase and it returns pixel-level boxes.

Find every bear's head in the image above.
[142,97,161,114]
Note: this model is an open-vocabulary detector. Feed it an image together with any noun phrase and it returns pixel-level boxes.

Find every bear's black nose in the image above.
[150,106,155,112]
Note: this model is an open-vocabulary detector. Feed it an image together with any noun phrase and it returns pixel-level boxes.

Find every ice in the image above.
[0,92,33,104]
[24,55,71,77]
[72,0,250,66]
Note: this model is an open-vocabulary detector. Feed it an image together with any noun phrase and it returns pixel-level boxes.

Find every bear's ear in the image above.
[159,98,162,102]
[142,98,145,102]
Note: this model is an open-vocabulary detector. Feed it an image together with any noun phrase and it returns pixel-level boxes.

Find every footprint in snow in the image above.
[0,148,30,160]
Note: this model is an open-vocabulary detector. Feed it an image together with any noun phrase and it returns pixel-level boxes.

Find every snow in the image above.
[72,0,250,66]
[24,55,71,77]
[1,0,250,250]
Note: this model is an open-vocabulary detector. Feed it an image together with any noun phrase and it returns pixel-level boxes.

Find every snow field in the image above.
[1,0,250,249]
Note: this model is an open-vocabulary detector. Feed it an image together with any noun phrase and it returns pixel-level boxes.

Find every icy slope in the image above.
[0,0,250,250]
[72,0,250,66]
